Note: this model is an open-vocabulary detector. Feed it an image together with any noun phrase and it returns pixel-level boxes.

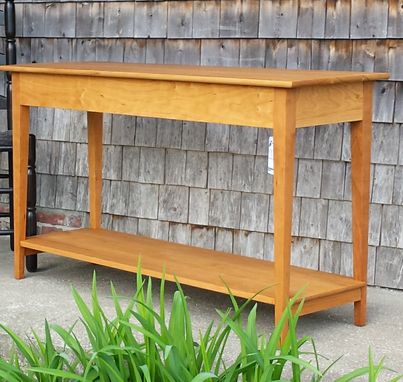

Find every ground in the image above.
[0,237,402,380]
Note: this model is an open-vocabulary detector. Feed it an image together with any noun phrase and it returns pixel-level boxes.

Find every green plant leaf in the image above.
[190,372,218,382]
[334,366,372,382]
[0,325,39,368]
[29,367,85,381]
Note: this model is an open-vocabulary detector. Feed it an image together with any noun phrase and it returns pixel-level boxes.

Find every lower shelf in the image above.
[21,228,365,315]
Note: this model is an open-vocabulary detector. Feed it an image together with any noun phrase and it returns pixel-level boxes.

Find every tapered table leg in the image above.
[87,112,103,229]
[351,82,373,326]
[12,74,29,279]
[273,88,297,340]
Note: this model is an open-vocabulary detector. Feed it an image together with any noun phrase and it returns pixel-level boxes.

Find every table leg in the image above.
[12,74,30,279]
[351,82,373,326]
[87,112,103,229]
[273,89,296,336]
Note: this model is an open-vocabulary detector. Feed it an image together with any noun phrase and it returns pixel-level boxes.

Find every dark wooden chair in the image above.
[0,0,37,272]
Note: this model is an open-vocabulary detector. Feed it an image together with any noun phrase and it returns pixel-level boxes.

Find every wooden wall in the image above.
[1,0,403,290]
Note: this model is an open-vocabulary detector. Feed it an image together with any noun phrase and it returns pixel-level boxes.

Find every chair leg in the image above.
[8,149,14,252]
[25,134,37,272]
[9,134,38,272]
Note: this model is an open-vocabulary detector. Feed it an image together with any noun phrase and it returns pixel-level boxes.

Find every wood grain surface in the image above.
[0,62,389,88]
[21,228,365,316]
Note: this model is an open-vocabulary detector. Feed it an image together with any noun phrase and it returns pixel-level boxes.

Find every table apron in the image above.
[295,82,364,127]
[16,73,364,129]
[18,73,275,128]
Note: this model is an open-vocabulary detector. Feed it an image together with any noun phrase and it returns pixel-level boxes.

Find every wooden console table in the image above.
[0,62,388,326]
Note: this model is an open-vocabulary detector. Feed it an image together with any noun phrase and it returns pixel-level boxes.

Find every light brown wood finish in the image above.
[0,62,386,329]
[298,289,362,316]
[15,74,366,129]
[11,74,30,279]
[16,74,275,129]
[272,89,297,337]
[295,82,363,127]
[87,112,103,229]
[351,82,373,326]
[0,62,389,88]
[20,228,365,316]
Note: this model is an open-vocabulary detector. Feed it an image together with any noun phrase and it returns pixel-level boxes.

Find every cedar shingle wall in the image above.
[1,0,402,289]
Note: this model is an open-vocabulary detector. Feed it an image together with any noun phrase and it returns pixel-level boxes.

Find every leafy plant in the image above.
[0,268,400,381]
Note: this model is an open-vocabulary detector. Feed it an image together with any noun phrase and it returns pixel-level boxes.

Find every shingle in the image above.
[201,39,240,67]
[297,0,326,38]
[55,176,77,210]
[340,242,353,277]
[371,123,399,165]
[156,119,182,149]
[263,233,274,261]
[103,2,134,38]
[324,0,351,38]
[215,228,233,253]
[319,240,341,274]
[102,145,122,180]
[299,198,328,239]
[291,237,319,270]
[268,197,300,236]
[240,39,266,67]
[167,1,193,38]
[232,154,254,192]
[369,204,382,246]
[158,185,189,223]
[321,161,345,200]
[138,148,165,184]
[191,227,215,250]
[228,126,258,155]
[375,247,403,289]
[182,122,206,151]
[165,149,186,185]
[193,1,220,38]
[208,153,232,190]
[105,181,129,216]
[252,156,273,194]
[111,115,136,146]
[169,223,191,245]
[188,188,209,226]
[296,159,322,198]
[380,205,403,248]
[314,124,343,160]
[259,0,298,38]
[205,123,230,152]
[220,0,259,38]
[240,193,270,232]
[184,151,208,188]
[122,147,140,182]
[373,81,395,123]
[112,216,138,235]
[351,0,388,38]
[128,183,159,220]
[233,231,265,259]
[327,200,352,243]
[138,219,169,240]
[135,118,157,147]
[134,1,167,38]
[392,166,403,205]
[371,164,395,204]
[295,127,315,159]
[209,190,241,229]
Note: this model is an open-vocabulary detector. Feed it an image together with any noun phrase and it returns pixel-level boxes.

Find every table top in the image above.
[0,62,389,88]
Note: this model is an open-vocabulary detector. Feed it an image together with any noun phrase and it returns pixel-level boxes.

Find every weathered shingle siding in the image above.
[1,0,403,289]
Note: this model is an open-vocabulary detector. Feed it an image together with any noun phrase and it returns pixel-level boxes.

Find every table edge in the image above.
[0,63,390,88]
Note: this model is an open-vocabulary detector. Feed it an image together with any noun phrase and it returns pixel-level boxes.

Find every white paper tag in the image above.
[268,136,274,175]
